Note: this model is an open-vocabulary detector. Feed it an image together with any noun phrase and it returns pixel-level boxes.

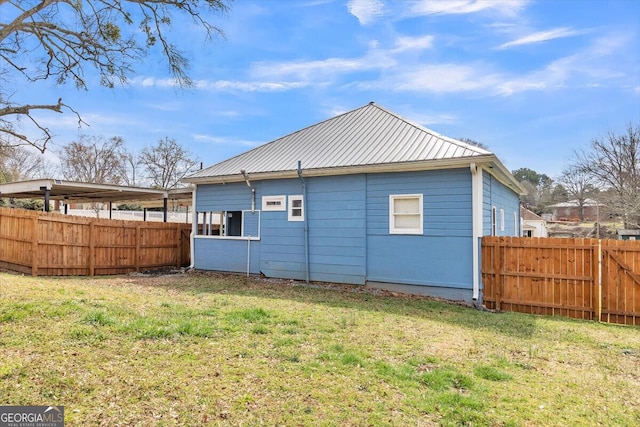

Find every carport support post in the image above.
[163,197,168,222]
[40,186,50,212]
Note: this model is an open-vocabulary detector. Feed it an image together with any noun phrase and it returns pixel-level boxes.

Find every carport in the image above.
[0,179,193,222]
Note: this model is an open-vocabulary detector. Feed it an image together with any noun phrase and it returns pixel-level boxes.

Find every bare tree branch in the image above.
[1,0,229,152]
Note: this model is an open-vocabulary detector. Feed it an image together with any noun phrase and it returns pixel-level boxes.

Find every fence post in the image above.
[135,225,141,272]
[596,239,602,322]
[493,237,503,311]
[31,216,38,277]
[176,224,182,268]
[89,222,95,276]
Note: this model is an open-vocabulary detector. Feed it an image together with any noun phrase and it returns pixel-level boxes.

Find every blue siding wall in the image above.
[193,166,520,300]
[194,182,262,274]
[259,179,307,281]
[259,176,366,284]
[366,169,473,290]
[482,173,520,236]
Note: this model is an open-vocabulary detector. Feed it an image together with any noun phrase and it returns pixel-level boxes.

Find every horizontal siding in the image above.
[366,235,473,288]
[259,175,366,284]
[366,169,473,289]
[483,173,520,237]
[194,238,260,274]
[367,168,472,237]
[196,182,258,212]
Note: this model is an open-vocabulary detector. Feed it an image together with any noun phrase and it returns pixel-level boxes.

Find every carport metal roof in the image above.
[0,179,193,219]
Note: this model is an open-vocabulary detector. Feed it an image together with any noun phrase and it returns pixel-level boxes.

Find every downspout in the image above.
[297,161,310,283]
[189,185,197,269]
[470,163,483,301]
[241,169,255,276]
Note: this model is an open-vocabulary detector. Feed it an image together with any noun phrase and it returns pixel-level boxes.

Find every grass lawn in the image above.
[1,271,639,426]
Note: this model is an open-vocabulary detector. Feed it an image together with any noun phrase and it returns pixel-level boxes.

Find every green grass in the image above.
[0,272,639,426]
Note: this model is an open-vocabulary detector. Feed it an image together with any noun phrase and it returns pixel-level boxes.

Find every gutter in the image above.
[297,161,310,283]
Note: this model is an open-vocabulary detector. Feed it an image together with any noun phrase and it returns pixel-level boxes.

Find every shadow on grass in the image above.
[131,271,539,339]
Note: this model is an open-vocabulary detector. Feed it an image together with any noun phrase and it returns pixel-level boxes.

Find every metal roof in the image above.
[185,102,525,194]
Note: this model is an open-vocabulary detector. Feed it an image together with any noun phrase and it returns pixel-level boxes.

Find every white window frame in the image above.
[288,195,304,222]
[389,194,423,235]
[491,206,497,236]
[195,210,260,240]
[262,195,286,211]
[500,208,505,232]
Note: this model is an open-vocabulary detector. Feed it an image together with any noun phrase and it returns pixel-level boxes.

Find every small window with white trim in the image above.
[500,208,505,232]
[288,195,304,221]
[389,194,423,235]
[491,206,497,236]
[262,195,286,211]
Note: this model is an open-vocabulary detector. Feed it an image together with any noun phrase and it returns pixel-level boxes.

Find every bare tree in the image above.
[557,165,597,221]
[59,135,128,184]
[139,137,198,190]
[574,123,640,228]
[0,0,229,153]
[0,146,48,182]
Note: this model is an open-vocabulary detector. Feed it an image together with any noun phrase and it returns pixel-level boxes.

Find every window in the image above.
[196,210,260,239]
[491,206,497,236]
[500,208,505,232]
[262,195,286,211]
[288,195,304,221]
[389,194,423,235]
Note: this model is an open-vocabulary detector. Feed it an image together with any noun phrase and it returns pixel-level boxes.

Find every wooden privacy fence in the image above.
[0,208,192,276]
[482,236,640,326]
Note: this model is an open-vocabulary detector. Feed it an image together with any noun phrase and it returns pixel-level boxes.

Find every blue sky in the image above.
[28,0,640,179]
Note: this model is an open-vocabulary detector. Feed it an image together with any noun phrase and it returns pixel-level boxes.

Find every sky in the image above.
[19,0,640,180]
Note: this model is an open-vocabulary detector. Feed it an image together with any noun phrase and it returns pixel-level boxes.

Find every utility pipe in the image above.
[297,161,310,283]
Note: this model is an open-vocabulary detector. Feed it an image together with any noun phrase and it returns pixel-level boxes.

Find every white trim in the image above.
[194,235,260,241]
[189,185,197,269]
[491,206,497,236]
[471,164,483,301]
[500,208,505,232]
[262,195,286,211]
[389,194,423,235]
[288,195,304,221]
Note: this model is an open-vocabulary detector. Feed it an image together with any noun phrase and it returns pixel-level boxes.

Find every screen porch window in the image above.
[389,194,423,235]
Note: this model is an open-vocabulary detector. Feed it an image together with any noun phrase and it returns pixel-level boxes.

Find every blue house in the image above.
[183,103,525,302]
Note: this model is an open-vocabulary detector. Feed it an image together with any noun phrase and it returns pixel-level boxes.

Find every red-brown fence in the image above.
[482,236,640,326]
[0,208,191,276]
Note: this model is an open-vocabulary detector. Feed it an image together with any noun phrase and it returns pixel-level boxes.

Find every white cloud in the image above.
[409,0,529,17]
[192,134,262,147]
[251,54,395,81]
[498,27,583,49]
[390,64,501,93]
[393,35,434,52]
[196,80,309,92]
[347,0,384,25]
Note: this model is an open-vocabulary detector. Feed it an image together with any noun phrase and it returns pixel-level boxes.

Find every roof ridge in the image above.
[196,103,374,176]
[370,102,492,156]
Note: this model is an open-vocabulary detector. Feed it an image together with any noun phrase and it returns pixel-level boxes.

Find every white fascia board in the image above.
[183,156,502,185]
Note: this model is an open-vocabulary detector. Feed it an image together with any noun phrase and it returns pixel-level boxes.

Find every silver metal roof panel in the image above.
[187,102,492,180]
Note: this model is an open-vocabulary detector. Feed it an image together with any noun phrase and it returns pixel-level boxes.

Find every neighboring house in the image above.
[183,102,525,302]
[521,206,548,237]
[617,229,640,241]
[549,198,606,221]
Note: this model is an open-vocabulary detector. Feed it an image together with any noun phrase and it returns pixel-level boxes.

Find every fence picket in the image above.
[0,207,191,277]
[482,236,640,326]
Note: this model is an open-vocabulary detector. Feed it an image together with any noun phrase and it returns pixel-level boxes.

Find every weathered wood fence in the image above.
[482,236,640,326]
[0,208,191,276]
